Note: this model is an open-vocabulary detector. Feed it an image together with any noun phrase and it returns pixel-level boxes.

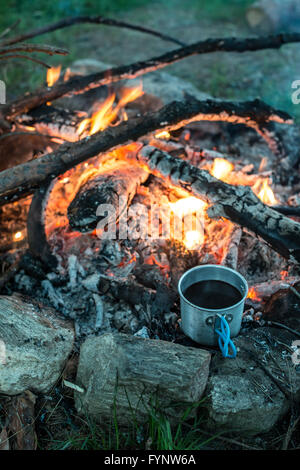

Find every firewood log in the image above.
[74,332,211,426]
[246,0,300,32]
[68,161,148,232]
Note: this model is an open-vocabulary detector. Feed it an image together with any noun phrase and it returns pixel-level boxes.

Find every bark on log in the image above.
[2,32,300,121]
[247,0,300,33]
[74,332,211,426]
[0,97,291,206]
[0,294,74,395]
[68,162,148,232]
[129,145,300,263]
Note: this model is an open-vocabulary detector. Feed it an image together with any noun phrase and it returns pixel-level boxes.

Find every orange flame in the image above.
[211,158,234,182]
[252,178,278,206]
[155,131,171,140]
[169,197,207,250]
[13,231,24,241]
[77,83,144,137]
[169,197,207,219]
[247,287,261,302]
[184,230,203,251]
[47,65,61,87]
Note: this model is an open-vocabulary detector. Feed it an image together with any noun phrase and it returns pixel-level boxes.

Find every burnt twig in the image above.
[0,43,68,56]
[0,54,51,68]
[0,16,185,47]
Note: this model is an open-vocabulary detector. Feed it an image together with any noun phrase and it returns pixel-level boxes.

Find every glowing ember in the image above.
[144,255,169,276]
[252,178,278,206]
[211,158,234,182]
[169,197,207,219]
[14,231,23,241]
[46,65,61,87]
[155,131,171,140]
[247,287,261,302]
[184,230,203,251]
[77,83,144,136]
[280,270,289,280]
[169,197,206,249]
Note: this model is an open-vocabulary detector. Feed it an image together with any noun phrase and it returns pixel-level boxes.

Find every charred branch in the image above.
[2,32,300,120]
[0,54,52,69]
[0,43,68,56]
[0,16,184,48]
[0,97,291,206]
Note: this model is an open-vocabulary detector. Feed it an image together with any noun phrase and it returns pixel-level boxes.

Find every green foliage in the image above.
[45,399,214,451]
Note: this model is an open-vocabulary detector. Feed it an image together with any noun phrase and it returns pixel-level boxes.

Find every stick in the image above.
[129,146,300,263]
[0,97,291,205]
[0,43,68,56]
[0,54,51,68]
[0,15,185,48]
[2,32,300,120]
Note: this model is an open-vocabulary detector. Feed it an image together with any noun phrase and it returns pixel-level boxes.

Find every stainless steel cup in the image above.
[178,265,248,346]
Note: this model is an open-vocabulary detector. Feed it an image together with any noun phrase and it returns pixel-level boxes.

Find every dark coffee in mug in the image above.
[183,279,242,310]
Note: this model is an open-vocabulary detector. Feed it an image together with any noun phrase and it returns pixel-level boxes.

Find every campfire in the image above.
[0,15,300,450]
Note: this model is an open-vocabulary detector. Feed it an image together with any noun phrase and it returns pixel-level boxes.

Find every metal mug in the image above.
[178,265,248,346]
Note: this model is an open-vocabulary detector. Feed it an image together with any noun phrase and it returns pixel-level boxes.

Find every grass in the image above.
[44,400,217,451]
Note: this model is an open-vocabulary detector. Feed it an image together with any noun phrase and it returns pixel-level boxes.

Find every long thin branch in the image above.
[0,97,291,205]
[0,15,185,47]
[2,32,300,121]
[0,43,68,56]
[130,146,300,263]
[0,54,51,68]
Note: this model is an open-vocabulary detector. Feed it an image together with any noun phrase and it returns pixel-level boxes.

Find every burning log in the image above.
[0,97,291,206]
[2,32,300,121]
[128,146,300,263]
[249,277,299,303]
[221,226,242,270]
[68,161,149,232]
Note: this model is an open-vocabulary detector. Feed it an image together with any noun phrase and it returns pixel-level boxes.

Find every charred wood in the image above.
[0,97,291,206]
[99,276,176,316]
[68,162,149,232]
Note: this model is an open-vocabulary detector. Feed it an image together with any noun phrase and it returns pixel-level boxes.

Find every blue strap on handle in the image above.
[215,314,237,359]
